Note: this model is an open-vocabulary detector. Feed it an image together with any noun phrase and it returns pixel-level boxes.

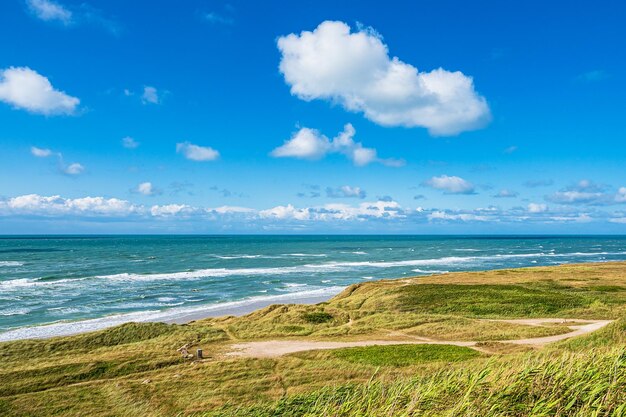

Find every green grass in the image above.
[395,282,594,317]
[301,311,334,324]
[332,344,480,367]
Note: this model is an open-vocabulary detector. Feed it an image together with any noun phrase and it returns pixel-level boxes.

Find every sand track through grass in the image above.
[225,318,613,358]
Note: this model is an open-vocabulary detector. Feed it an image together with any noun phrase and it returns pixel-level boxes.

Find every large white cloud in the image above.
[422,175,476,194]
[277,21,490,136]
[0,67,79,115]
[271,123,403,166]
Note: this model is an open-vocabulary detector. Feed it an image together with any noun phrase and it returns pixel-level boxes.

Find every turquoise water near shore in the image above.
[1,235,626,340]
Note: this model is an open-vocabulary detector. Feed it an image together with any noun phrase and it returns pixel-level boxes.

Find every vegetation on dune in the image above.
[208,348,626,417]
[0,262,625,416]
[332,344,480,367]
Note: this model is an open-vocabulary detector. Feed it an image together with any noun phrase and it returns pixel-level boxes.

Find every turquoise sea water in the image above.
[1,235,626,341]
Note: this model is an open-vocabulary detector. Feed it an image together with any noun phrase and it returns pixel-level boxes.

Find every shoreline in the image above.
[0,287,343,342]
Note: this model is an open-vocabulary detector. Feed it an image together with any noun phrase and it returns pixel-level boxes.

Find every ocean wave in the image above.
[412,269,450,274]
[0,308,31,316]
[2,250,624,290]
[214,254,272,259]
[0,261,24,267]
[0,286,345,342]
[284,253,327,257]
[316,251,626,269]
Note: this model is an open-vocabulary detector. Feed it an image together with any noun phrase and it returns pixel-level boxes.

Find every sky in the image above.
[1,0,625,234]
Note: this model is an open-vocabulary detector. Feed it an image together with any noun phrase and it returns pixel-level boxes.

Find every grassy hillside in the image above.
[1,262,625,416]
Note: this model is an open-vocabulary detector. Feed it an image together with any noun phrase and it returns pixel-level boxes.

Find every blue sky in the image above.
[1,0,625,233]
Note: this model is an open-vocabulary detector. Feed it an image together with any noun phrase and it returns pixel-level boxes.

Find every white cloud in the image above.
[259,200,404,222]
[27,0,72,25]
[122,136,139,149]
[615,187,626,203]
[135,182,160,196]
[546,180,611,205]
[428,211,488,222]
[277,21,490,135]
[141,86,160,104]
[209,206,256,215]
[528,203,548,213]
[422,175,476,194]
[1,194,136,216]
[0,67,79,115]
[150,204,193,217]
[609,217,626,224]
[176,142,220,161]
[493,189,519,198]
[62,162,84,175]
[271,123,403,166]
[30,145,84,175]
[326,185,366,199]
[30,146,53,157]
[271,127,330,160]
[259,204,311,221]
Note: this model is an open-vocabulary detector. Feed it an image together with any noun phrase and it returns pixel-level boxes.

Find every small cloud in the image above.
[122,136,139,149]
[528,203,548,213]
[504,145,518,154]
[176,142,219,161]
[26,0,120,34]
[0,67,79,115]
[576,70,609,82]
[326,186,366,199]
[422,175,476,195]
[524,179,554,188]
[30,146,54,157]
[141,86,160,104]
[204,12,234,25]
[616,187,626,203]
[30,145,84,175]
[26,0,72,25]
[62,162,84,175]
[377,195,393,202]
[413,194,426,200]
[134,182,160,196]
[271,123,403,167]
[545,180,609,205]
[493,189,519,198]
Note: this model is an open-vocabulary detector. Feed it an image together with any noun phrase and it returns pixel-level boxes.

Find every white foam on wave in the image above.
[284,253,327,257]
[0,308,31,316]
[412,269,449,274]
[0,286,345,342]
[0,261,24,267]
[213,254,279,259]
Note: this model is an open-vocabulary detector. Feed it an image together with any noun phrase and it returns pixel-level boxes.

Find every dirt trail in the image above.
[225,318,612,358]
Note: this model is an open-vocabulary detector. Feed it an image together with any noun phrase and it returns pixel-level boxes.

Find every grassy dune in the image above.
[1,262,625,416]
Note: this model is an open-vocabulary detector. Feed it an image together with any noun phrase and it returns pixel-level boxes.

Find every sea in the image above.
[1,235,625,341]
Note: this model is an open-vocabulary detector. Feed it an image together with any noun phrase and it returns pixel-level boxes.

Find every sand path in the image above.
[225,318,613,358]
